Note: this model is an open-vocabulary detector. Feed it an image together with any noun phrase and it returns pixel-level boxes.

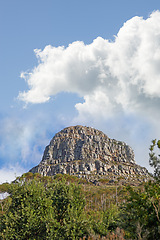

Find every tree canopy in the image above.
[0,178,89,240]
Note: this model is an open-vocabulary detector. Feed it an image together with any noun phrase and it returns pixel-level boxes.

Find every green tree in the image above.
[0,179,53,239]
[122,182,160,239]
[46,180,89,239]
[119,139,160,239]
[0,177,89,240]
[149,139,160,180]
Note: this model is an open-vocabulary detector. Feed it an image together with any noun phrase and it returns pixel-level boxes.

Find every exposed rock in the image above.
[29,125,151,184]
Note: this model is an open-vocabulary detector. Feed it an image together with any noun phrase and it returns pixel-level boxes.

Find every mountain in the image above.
[30,125,151,185]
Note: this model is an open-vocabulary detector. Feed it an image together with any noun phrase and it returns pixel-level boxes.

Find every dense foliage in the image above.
[149,139,160,180]
[0,140,160,239]
[120,139,160,239]
[0,178,89,239]
[121,182,160,239]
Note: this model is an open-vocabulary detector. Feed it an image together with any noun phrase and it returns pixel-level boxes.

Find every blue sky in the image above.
[1,0,160,182]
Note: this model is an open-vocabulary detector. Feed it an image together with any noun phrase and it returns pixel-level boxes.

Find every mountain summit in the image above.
[30,125,150,185]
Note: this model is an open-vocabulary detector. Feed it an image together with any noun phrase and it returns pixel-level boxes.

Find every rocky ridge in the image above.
[30,125,151,185]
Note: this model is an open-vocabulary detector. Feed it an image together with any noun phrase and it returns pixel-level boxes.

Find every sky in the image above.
[1,0,160,183]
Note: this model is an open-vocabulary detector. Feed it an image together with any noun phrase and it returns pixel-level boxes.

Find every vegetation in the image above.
[0,140,160,239]
[149,139,160,180]
[0,177,90,239]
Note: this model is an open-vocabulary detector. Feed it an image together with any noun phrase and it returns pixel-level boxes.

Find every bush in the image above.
[0,179,90,240]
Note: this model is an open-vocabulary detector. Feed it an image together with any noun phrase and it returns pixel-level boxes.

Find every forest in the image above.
[0,140,160,240]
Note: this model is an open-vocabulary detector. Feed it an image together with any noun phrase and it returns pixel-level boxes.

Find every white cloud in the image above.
[0,111,54,171]
[0,165,24,184]
[18,11,160,170]
[19,11,160,117]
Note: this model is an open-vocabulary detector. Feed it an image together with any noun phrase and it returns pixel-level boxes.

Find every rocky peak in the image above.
[30,125,150,185]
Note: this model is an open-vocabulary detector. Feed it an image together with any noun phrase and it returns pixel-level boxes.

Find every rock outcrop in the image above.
[30,125,151,184]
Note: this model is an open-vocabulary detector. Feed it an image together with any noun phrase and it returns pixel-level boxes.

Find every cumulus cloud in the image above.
[19,11,160,118]
[17,11,160,170]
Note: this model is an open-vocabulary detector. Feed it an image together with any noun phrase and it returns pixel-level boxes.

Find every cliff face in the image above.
[30,125,150,184]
